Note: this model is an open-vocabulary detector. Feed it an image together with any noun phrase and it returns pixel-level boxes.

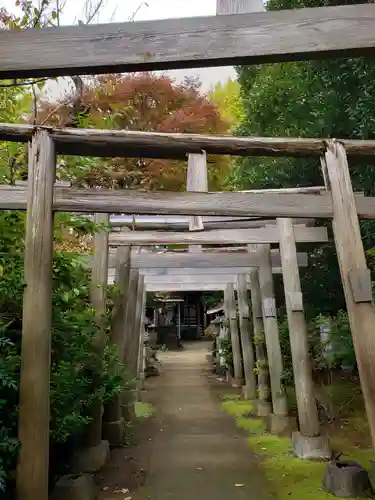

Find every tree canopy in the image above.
[37,73,230,191]
[208,78,244,132]
[233,0,375,316]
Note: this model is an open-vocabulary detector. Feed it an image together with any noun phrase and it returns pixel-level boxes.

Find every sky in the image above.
[1,0,236,97]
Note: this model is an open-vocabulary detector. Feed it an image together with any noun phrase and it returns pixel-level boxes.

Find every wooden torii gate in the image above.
[106,219,329,445]
[5,100,375,500]
[1,0,375,498]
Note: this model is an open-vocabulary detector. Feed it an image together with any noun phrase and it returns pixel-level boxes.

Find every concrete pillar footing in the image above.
[292,431,331,460]
[266,414,297,436]
[256,400,272,417]
[242,384,257,400]
[231,377,244,388]
[102,419,125,447]
[70,440,110,474]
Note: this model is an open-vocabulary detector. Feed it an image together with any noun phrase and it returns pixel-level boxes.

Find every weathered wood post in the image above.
[71,213,110,472]
[237,274,257,399]
[137,285,147,388]
[187,152,207,253]
[225,284,243,387]
[258,244,294,434]
[222,288,231,377]
[249,268,272,417]
[103,232,131,446]
[177,301,181,341]
[322,140,375,452]
[216,0,267,397]
[133,274,145,398]
[122,267,140,417]
[278,218,330,458]
[123,264,140,371]
[17,131,56,500]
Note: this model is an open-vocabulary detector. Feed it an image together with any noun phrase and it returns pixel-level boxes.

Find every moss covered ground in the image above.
[222,395,374,500]
[134,401,154,419]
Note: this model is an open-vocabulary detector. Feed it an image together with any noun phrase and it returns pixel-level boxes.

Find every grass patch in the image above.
[222,395,374,500]
[222,399,253,416]
[134,401,154,419]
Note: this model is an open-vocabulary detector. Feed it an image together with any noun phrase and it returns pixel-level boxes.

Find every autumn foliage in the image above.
[39,73,230,191]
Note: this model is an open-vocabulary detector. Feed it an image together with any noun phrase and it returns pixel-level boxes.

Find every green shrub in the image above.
[218,336,233,374]
[278,310,356,385]
[0,212,129,496]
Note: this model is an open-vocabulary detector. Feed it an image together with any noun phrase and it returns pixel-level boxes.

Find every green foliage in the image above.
[233,0,375,316]
[218,337,233,372]
[0,1,60,186]
[207,78,244,131]
[0,213,128,495]
[201,292,223,310]
[312,311,356,370]
[38,73,230,191]
[278,310,356,386]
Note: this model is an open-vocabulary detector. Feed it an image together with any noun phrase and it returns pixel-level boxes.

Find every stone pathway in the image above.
[131,342,273,500]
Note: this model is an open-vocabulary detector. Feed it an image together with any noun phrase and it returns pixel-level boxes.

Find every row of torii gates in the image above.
[2,0,375,499]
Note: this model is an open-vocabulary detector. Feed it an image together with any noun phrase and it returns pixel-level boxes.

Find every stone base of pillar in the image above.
[122,405,136,421]
[121,399,136,421]
[266,414,297,436]
[70,440,110,473]
[256,400,272,417]
[134,385,145,403]
[292,431,331,460]
[50,473,96,500]
[231,377,244,388]
[121,388,139,420]
[241,384,257,401]
[102,419,125,447]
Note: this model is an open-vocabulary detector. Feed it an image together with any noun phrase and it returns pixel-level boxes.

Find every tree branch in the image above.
[0,78,49,88]
[85,0,107,24]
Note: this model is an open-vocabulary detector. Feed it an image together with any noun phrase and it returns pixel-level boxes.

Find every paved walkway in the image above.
[132,342,273,500]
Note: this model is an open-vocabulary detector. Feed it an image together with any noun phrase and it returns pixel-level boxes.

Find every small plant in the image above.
[204,324,217,340]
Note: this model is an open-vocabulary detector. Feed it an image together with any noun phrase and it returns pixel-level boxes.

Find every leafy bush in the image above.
[204,324,217,340]
[218,336,234,375]
[0,212,128,495]
[278,310,356,386]
[312,311,356,371]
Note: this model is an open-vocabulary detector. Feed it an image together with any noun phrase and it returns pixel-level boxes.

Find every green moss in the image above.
[134,401,154,418]
[248,434,291,457]
[238,416,265,433]
[222,397,254,417]
[222,398,374,500]
[264,456,331,500]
